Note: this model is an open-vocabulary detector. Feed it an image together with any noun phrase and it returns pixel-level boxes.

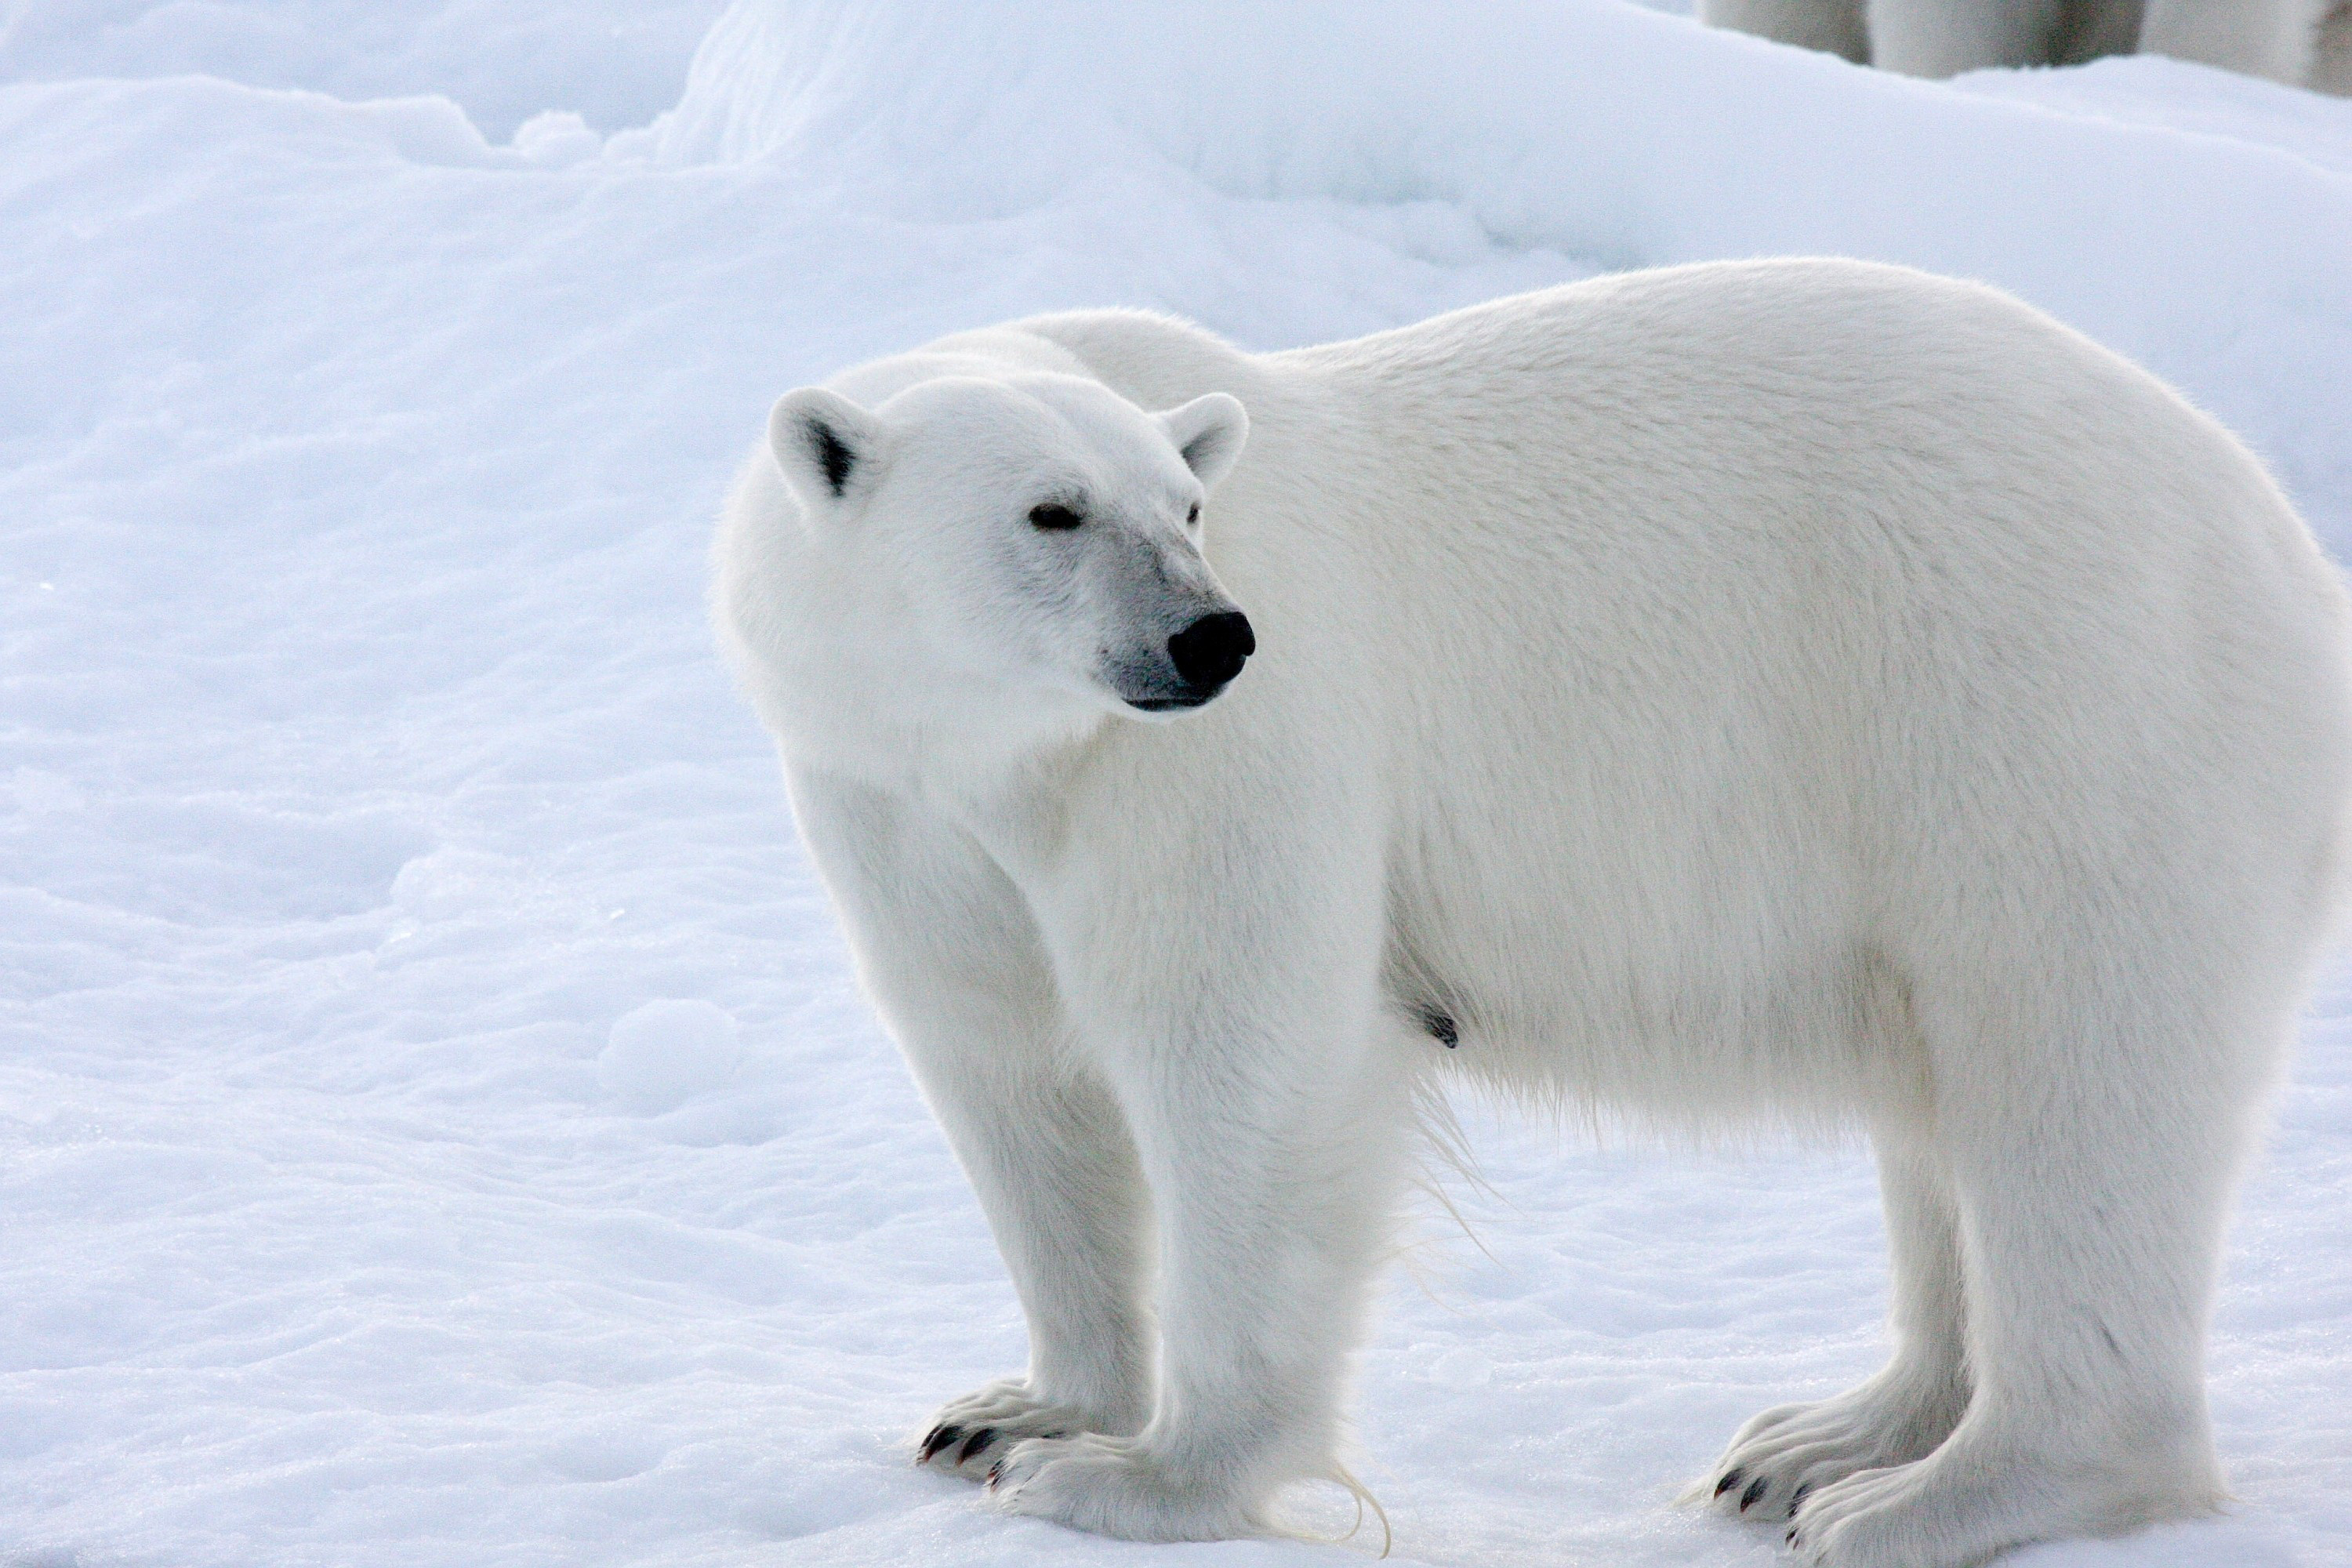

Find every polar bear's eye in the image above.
[1029,503,1084,531]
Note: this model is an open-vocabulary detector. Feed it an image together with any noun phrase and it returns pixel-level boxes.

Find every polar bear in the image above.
[715,259,2352,1567]
[1699,0,2342,87]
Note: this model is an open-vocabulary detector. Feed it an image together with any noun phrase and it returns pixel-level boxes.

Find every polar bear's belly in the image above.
[1381,806,1911,1118]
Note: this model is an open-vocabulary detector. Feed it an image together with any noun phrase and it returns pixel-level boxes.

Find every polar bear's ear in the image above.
[1157,393,1250,490]
[768,387,886,516]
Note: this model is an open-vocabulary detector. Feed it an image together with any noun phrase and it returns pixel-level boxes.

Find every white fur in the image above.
[1700,0,2343,87]
[2139,0,2336,83]
[1698,0,1871,61]
[715,259,2352,1566]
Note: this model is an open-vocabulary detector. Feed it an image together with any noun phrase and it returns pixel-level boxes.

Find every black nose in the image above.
[1167,610,1254,691]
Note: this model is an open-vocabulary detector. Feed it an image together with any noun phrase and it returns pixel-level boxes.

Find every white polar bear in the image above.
[715,259,2352,1567]
[1699,0,2344,88]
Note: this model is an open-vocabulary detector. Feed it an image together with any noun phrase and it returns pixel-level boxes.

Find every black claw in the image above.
[985,1461,1004,1489]
[1788,1528,1801,1548]
[958,1427,996,1463]
[1789,1483,1810,1515]
[920,1424,964,1463]
[1741,1476,1769,1512]
[1715,1469,1744,1497]
[1040,1430,1066,1441]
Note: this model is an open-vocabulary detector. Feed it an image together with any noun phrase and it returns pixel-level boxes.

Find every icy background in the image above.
[3,2,2349,1565]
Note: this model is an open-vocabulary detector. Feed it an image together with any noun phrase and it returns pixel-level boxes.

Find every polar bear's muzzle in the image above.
[1124,608,1255,713]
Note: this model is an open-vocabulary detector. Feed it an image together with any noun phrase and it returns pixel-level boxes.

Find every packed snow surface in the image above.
[3,2,2349,1564]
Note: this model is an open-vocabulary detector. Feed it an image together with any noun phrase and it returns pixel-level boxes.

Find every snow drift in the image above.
[648,0,2352,535]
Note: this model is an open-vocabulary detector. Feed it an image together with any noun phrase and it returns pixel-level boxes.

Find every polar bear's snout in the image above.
[1167,610,1254,692]
[1138,609,1254,710]
[1095,520,1252,715]
[1115,597,1254,713]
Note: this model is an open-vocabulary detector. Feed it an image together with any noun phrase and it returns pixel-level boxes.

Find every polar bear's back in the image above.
[1018,263,2352,1112]
[1319,260,2341,719]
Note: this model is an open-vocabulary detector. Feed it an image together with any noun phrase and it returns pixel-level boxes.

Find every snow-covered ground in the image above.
[3,2,2348,1564]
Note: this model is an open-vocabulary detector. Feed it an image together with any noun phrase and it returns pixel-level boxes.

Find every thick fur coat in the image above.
[1700,0,2344,88]
[715,259,2352,1566]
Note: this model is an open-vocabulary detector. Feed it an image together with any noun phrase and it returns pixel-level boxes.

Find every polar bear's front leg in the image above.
[1865,0,2063,74]
[2140,0,2329,85]
[989,835,1410,1539]
[902,1055,1157,1483]
[1698,0,1869,61]
[791,781,1158,1478]
[987,1047,1411,1537]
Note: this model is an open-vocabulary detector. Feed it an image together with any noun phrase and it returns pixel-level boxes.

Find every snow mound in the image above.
[639,0,2352,536]
[600,1000,743,1113]
[0,0,729,139]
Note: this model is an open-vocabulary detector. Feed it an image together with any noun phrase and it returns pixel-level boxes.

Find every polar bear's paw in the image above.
[1700,1367,1965,1523]
[1782,1438,2220,1568]
[986,1432,1252,1541]
[915,1379,1102,1483]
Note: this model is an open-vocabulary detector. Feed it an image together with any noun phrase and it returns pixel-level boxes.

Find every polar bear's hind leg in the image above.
[1704,1138,1971,1523]
[1784,960,2270,1564]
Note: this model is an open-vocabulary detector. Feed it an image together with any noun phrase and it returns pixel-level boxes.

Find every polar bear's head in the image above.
[764,372,1253,723]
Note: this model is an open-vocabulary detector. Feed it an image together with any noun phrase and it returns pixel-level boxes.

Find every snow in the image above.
[1,2,2347,1565]
[0,1,730,140]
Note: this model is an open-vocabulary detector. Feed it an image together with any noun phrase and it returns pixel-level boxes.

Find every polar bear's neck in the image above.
[759,601,1109,835]
[786,673,1109,894]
